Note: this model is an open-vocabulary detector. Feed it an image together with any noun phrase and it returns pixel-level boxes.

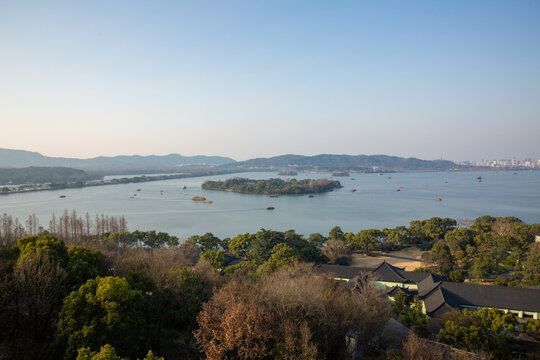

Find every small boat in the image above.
[182,186,187,190]
[476,176,482,180]
[266,206,275,210]
[307,194,314,198]
[396,189,400,192]
[350,178,355,180]
[269,195,279,198]
[350,189,356,192]
[513,172,517,175]
[378,172,383,175]
[192,196,206,201]
[203,200,213,204]
[137,189,141,192]
[59,195,66,198]
[399,186,404,189]
[388,176,392,179]
[434,198,442,201]
[477,179,482,183]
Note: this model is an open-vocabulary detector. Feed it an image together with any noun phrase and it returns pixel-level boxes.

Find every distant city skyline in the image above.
[1,1,539,161]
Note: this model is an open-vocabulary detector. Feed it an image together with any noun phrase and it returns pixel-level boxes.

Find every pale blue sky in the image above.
[1,1,539,161]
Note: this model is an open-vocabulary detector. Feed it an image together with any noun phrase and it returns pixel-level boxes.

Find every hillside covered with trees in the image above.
[220,154,460,172]
[0,148,235,170]
[202,177,343,195]
[0,167,102,185]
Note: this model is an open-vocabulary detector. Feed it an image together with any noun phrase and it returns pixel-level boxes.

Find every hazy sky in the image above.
[1,1,539,161]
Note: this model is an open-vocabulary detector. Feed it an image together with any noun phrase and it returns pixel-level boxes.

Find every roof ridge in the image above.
[443,281,540,292]
[380,261,408,282]
[419,280,442,298]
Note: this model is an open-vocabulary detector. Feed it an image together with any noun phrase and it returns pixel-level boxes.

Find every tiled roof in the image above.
[417,274,442,297]
[440,282,540,313]
[315,264,371,279]
[317,262,540,316]
[372,262,409,283]
[372,261,439,284]
[419,280,540,316]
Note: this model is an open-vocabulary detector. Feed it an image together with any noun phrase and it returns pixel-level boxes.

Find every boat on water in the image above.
[203,200,213,204]
[399,186,404,189]
[378,172,383,175]
[137,189,141,192]
[350,178,355,180]
[307,194,314,198]
[477,179,482,183]
[192,196,206,201]
[388,176,392,179]
[434,198,442,201]
[269,195,279,198]
[350,189,356,192]
[182,186,187,190]
[59,195,66,198]
[476,176,482,180]
[266,206,275,210]
[396,189,400,191]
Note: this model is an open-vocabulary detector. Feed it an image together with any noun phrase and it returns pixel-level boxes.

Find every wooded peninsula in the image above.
[201,177,342,195]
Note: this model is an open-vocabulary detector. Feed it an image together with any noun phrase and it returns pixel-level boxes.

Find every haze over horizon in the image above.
[1,1,539,162]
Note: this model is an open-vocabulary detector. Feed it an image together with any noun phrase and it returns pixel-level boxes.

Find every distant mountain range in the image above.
[0,148,459,172]
[221,154,459,171]
[0,148,236,170]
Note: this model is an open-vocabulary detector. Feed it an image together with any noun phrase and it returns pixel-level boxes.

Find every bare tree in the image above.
[321,239,351,264]
[25,214,39,236]
[49,212,56,235]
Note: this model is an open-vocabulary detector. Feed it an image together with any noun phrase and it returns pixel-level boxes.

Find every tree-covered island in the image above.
[201,177,342,195]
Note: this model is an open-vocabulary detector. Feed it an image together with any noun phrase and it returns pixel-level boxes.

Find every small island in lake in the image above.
[277,168,298,176]
[201,177,342,195]
[331,170,349,177]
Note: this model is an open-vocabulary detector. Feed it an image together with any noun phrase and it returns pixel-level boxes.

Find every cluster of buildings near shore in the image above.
[317,261,540,320]
[458,158,540,169]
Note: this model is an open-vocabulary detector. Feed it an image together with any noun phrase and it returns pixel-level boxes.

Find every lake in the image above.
[1,171,539,240]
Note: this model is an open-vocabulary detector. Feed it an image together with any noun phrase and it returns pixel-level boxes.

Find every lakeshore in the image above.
[1,170,538,240]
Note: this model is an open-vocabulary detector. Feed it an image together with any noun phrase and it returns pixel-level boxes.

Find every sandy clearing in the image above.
[351,247,426,271]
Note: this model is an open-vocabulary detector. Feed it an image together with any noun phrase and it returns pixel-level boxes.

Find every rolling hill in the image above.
[221,154,458,171]
[0,148,236,170]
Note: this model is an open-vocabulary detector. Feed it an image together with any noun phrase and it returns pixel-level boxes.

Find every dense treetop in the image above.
[0,213,539,359]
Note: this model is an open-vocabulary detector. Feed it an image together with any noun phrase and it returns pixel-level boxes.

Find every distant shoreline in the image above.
[1,167,536,197]
[0,169,247,196]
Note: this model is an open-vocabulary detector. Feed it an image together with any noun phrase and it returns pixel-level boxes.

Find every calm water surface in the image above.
[1,171,539,240]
